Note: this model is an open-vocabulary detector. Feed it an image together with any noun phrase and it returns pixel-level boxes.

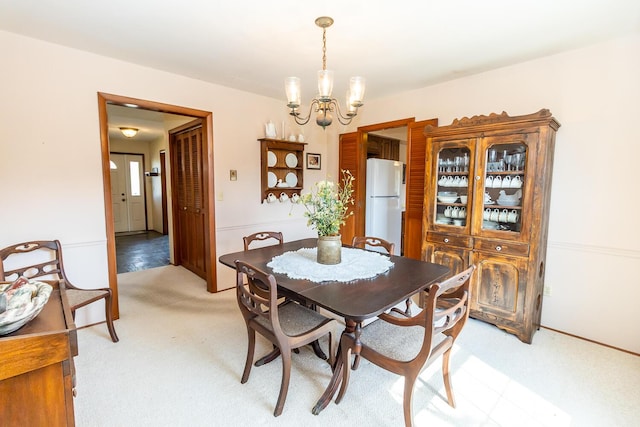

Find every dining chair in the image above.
[0,240,119,342]
[351,235,395,255]
[243,231,284,251]
[243,230,299,362]
[335,265,475,427]
[234,260,337,416]
[351,236,413,315]
[350,235,411,370]
[351,235,410,316]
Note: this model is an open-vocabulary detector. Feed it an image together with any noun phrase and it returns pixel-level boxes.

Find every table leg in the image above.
[255,344,314,367]
[254,345,281,367]
[312,339,344,415]
[312,320,357,415]
[350,322,363,370]
[310,340,328,360]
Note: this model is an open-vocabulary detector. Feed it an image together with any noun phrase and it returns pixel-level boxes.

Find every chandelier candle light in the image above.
[285,16,365,128]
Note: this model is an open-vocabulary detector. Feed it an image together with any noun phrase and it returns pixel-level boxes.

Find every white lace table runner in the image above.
[267,247,393,283]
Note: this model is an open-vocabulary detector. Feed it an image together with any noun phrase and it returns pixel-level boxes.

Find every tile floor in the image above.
[115,231,170,273]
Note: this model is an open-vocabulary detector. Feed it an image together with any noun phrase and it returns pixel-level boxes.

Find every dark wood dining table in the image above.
[218,237,450,415]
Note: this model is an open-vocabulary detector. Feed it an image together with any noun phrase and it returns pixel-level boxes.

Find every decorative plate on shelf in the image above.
[267,151,277,167]
[268,172,277,188]
[285,172,298,187]
[285,153,298,168]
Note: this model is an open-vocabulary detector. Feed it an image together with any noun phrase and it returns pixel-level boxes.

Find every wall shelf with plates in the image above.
[259,138,306,203]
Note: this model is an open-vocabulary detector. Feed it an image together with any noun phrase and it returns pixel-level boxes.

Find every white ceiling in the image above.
[106,104,192,144]
[2,1,639,138]
[2,1,639,102]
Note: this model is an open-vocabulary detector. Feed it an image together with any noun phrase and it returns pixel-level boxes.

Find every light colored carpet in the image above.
[74,265,640,426]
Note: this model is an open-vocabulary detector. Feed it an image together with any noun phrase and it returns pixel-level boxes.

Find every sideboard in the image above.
[0,281,78,426]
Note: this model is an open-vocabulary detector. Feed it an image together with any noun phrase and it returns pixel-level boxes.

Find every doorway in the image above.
[339,117,438,260]
[98,92,218,319]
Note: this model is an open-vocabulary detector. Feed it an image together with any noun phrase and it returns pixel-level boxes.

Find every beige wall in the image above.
[359,34,640,353]
[1,28,638,353]
[0,30,350,326]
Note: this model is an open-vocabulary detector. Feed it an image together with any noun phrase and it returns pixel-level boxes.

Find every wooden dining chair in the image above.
[350,235,406,369]
[351,235,395,255]
[234,260,337,416]
[243,231,284,251]
[335,265,475,427]
[351,235,411,316]
[243,230,300,362]
[0,240,119,342]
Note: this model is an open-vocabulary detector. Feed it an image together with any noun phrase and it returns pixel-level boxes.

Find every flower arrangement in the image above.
[299,170,355,237]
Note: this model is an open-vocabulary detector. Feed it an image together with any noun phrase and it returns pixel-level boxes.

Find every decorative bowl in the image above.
[0,281,53,335]
[437,195,459,203]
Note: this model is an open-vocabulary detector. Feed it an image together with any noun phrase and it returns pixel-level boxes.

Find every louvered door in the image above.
[338,132,364,244]
[405,118,438,259]
[172,125,206,279]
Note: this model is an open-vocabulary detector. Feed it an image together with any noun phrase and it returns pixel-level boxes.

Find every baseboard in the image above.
[540,325,639,357]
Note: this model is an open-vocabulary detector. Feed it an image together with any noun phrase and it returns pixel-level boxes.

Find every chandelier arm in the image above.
[329,99,355,125]
[290,99,321,126]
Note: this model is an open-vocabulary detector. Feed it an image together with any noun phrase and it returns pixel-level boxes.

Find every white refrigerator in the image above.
[365,158,403,253]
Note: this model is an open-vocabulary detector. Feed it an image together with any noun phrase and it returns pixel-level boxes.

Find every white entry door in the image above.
[110,153,147,233]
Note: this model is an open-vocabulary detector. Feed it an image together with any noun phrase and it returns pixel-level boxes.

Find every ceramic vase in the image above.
[317,235,342,265]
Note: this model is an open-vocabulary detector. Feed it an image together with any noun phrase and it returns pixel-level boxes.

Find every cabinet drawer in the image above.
[473,238,529,257]
[426,232,472,248]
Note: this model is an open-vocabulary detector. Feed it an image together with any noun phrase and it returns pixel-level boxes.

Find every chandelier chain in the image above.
[322,27,327,71]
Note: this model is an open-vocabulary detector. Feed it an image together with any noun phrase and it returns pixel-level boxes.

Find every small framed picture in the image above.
[306,153,321,170]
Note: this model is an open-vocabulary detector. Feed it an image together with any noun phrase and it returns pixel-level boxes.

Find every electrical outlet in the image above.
[543,285,552,296]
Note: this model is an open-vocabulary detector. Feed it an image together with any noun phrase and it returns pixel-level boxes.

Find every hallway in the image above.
[115,231,170,273]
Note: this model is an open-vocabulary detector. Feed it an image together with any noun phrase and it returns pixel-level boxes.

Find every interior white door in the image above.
[110,153,128,233]
[110,153,147,233]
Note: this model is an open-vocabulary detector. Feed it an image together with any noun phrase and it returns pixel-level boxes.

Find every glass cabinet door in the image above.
[480,137,529,234]
[434,144,472,228]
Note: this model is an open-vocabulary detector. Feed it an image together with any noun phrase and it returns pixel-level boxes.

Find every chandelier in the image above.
[285,16,365,128]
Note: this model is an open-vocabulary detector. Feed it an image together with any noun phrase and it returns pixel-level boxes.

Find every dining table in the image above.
[218,237,450,415]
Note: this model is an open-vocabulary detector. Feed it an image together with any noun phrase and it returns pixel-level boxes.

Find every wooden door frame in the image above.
[160,150,168,235]
[98,92,218,319]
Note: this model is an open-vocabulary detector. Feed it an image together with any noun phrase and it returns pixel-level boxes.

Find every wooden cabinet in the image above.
[259,138,306,203]
[367,134,400,160]
[0,282,78,425]
[422,110,560,343]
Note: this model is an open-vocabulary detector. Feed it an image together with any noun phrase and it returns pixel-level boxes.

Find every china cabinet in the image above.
[259,138,306,203]
[422,109,560,343]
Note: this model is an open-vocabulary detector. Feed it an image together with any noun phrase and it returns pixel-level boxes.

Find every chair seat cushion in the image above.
[65,288,109,309]
[255,301,331,337]
[360,310,446,362]
[361,317,425,362]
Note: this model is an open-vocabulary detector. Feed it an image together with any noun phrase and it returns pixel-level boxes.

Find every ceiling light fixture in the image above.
[285,16,365,129]
[119,127,138,138]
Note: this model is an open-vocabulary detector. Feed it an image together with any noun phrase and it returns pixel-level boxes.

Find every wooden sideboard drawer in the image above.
[426,232,472,248]
[473,238,529,257]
